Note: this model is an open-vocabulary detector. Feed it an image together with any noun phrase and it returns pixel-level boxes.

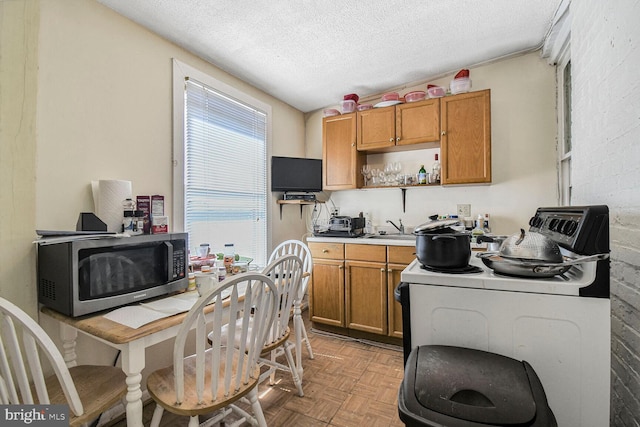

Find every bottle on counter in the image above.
[471,214,485,243]
[418,165,427,184]
[431,154,441,183]
[483,213,491,233]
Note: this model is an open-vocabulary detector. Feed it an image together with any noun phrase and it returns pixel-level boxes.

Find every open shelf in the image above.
[277,199,324,220]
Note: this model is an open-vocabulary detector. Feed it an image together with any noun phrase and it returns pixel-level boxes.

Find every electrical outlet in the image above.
[457,204,471,218]
[331,207,340,216]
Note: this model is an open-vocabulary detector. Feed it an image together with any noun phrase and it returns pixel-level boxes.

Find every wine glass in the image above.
[383,163,394,185]
[361,164,371,186]
[392,162,402,183]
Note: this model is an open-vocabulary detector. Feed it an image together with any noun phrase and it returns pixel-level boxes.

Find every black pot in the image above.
[415,229,471,269]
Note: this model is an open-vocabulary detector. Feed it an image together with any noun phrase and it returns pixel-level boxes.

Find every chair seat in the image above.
[45,365,127,427]
[147,348,260,417]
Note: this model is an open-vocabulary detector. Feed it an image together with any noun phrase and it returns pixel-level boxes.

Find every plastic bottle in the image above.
[471,214,485,243]
[122,211,134,233]
[131,210,144,235]
[418,165,427,184]
[483,213,491,233]
[224,243,235,274]
[431,154,441,183]
[187,272,197,292]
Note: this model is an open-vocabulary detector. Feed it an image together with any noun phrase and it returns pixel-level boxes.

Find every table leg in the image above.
[120,341,145,427]
[59,323,78,368]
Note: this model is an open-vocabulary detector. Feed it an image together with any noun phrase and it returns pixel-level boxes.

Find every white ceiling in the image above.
[97,0,563,113]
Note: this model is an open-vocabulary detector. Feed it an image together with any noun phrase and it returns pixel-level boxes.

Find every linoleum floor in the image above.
[106,309,405,427]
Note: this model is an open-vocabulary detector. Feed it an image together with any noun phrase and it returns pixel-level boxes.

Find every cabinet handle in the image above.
[388,268,393,273]
[396,137,400,142]
[352,142,355,147]
[339,265,343,270]
[381,268,385,272]
[322,249,328,253]
[389,138,394,143]
[441,131,446,136]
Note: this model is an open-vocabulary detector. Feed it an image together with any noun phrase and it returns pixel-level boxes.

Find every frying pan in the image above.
[476,252,609,278]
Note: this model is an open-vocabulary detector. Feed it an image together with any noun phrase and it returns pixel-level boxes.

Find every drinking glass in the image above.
[361,164,371,186]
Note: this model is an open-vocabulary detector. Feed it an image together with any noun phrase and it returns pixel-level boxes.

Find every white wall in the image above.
[1,0,308,376]
[305,52,558,235]
[571,1,640,424]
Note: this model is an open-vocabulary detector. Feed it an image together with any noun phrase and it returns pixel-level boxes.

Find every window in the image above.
[542,0,571,205]
[173,60,271,266]
[557,54,572,205]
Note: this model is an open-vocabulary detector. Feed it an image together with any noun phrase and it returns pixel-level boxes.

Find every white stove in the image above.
[398,205,610,427]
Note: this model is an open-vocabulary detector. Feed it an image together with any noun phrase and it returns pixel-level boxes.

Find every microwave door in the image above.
[82,253,145,298]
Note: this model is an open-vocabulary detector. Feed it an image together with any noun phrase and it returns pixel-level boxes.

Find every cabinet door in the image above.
[345,260,387,335]
[356,106,396,151]
[309,259,345,327]
[396,99,440,146]
[387,263,406,338]
[323,114,364,190]
[440,90,492,184]
[386,246,414,339]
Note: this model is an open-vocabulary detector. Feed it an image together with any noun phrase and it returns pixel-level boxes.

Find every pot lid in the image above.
[414,219,461,233]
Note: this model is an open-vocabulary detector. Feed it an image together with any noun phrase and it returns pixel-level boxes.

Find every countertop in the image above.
[307,235,416,247]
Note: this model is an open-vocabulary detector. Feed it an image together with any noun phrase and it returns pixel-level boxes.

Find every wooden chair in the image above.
[146,273,278,427]
[0,297,126,427]
[268,240,314,376]
[258,253,305,397]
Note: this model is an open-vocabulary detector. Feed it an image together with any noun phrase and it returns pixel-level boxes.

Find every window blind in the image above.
[184,78,267,266]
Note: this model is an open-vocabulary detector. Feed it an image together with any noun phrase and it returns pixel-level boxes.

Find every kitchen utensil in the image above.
[476,235,508,251]
[414,219,470,269]
[414,218,461,233]
[499,228,563,263]
[476,252,609,278]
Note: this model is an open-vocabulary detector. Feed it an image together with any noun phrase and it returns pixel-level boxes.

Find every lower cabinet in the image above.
[309,241,415,341]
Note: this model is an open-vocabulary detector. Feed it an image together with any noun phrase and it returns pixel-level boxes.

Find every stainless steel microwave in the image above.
[37,233,188,317]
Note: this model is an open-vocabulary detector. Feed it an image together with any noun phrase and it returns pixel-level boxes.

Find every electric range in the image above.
[397,205,610,427]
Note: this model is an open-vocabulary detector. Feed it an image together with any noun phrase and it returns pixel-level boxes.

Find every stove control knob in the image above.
[565,220,578,236]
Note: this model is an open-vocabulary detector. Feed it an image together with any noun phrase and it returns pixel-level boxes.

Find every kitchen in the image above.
[1,0,639,426]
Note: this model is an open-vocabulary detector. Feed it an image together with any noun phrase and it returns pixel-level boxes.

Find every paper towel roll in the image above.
[92,180,132,232]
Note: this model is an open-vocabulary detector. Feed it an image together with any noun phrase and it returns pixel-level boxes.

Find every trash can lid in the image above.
[405,346,537,425]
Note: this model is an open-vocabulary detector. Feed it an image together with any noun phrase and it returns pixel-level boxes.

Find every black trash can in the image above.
[398,345,557,427]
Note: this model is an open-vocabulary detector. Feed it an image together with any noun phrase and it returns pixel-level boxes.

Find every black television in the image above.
[271,156,323,193]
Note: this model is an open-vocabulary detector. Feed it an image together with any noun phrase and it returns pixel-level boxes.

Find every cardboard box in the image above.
[152,215,168,234]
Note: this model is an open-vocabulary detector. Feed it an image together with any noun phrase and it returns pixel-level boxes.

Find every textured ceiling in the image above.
[97,0,563,113]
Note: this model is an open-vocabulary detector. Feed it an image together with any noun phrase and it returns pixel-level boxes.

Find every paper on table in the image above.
[103,282,248,329]
[104,305,171,329]
[104,292,199,329]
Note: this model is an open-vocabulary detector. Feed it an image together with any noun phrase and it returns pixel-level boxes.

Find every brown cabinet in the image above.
[356,99,440,151]
[309,241,415,340]
[440,89,491,184]
[308,242,345,326]
[345,244,387,335]
[322,113,365,190]
[322,90,491,187]
[386,246,416,338]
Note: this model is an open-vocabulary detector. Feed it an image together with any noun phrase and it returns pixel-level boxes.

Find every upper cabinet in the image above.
[440,90,491,184]
[356,99,440,151]
[322,89,491,189]
[322,113,365,190]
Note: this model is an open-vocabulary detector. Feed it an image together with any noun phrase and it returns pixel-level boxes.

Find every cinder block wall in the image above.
[572,1,640,424]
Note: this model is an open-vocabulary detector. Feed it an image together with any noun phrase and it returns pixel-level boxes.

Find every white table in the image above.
[41,294,234,427]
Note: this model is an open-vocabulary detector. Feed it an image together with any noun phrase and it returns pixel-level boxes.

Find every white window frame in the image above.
[172,59,272,261]
[557,49,572,206]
